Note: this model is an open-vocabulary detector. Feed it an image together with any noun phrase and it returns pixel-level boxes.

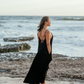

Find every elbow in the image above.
[47,44,51,46]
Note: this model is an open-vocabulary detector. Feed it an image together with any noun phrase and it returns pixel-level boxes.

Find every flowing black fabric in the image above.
[23,33,53,84]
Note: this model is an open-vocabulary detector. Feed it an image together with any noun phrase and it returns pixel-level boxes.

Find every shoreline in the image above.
[0,52,84,84]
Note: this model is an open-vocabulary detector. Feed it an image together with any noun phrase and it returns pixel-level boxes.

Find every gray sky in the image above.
[0,0,84,16]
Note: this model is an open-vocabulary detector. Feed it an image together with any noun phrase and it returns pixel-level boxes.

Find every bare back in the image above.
[37,29,52,43]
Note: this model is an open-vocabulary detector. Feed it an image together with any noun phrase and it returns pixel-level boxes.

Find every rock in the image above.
[3,36,34,42]
[0,68,10,73]
[0,43,31,53]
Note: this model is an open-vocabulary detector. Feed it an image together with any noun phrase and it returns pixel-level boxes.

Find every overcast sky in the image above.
[0,0,84,16]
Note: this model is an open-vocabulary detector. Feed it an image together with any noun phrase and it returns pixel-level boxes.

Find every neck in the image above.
[43,25,47,29]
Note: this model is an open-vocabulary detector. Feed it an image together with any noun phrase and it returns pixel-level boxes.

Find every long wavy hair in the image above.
[37,16,49,31]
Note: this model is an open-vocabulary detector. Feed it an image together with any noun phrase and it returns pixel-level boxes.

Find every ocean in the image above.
[0,16,84,57]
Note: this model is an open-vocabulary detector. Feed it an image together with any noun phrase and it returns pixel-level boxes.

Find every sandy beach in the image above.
[0,76,84,84]
[0,52,84,84]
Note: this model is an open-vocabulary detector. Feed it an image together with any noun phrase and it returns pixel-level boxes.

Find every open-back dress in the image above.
[23,30,53,84]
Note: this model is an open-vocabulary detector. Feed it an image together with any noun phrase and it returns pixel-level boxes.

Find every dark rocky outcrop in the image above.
[0,43,31,53]
[3,36,34,42]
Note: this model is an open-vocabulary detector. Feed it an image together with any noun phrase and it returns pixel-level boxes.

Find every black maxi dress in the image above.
[23,33,53,84]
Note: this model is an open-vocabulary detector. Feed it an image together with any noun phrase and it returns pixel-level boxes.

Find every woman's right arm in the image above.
[46,30,51,54]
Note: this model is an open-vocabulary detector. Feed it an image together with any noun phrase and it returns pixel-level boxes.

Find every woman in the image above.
[23,16,53,84]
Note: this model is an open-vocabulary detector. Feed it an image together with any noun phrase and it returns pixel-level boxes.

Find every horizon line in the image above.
[0,15,84,17]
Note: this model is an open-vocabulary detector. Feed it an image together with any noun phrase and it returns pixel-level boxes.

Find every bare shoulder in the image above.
[37,31,40,35]
[45,30,51,35]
